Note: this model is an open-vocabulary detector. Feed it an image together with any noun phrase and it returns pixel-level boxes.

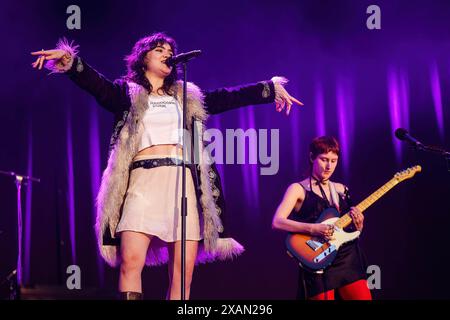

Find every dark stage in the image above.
[1,0,450,300]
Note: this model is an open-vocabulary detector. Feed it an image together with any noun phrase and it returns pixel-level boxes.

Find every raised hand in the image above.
[272,76,304,116]
[31,49,68,70]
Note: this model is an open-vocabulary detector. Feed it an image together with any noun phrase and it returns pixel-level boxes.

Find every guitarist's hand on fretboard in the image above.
[349,207,364,231]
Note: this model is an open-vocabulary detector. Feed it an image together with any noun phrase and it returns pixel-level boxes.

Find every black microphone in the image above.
[165,50,202,67]
[395,128,424,147]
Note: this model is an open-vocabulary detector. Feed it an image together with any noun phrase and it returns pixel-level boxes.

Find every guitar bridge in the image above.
[306,239,324,251]
[314,245,337,263]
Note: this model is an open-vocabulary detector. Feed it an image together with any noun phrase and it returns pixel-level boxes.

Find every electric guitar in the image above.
[285,165,422,272]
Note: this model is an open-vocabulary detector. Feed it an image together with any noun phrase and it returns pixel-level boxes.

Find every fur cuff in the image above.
[271,76,289,103]
[45,38,79,74]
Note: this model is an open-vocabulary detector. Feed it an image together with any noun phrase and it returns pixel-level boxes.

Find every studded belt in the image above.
[130,157,185,171]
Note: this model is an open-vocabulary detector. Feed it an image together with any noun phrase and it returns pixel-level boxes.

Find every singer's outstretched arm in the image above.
[31,40,130,115]
[32,40,302,116]
[204,77,303,115]
[65,57,131,114]
[203,81,275,115]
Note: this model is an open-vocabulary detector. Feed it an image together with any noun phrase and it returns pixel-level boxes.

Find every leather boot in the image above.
[118,291,143,300]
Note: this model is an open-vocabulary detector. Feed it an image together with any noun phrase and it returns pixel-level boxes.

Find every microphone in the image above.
[395,128,424,147]
[165,50,202,67]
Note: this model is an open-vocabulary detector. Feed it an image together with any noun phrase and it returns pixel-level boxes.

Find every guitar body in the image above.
[285,207,361,272]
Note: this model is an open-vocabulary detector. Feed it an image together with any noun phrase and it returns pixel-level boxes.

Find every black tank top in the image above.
[292,181,368,299]
[291,181,351,224]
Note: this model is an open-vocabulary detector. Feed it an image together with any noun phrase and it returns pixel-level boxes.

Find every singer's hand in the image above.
[31,49,68,70]
[272,76,304,116]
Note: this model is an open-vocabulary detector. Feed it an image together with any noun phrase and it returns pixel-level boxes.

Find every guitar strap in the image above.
[311,176,340,212]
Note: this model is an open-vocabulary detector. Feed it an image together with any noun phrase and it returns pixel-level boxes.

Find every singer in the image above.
[31,32,302,300]
[272,136,372,300]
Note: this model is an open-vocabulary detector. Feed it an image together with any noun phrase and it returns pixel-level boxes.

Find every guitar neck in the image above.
[334,177,399,229]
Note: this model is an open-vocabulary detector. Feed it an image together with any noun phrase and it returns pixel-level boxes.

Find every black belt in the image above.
[130,157,185,171]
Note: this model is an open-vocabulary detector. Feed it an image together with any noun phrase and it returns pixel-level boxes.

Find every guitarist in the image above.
[272,136,372,300]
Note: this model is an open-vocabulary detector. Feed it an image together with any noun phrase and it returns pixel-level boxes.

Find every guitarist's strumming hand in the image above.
[349,207,364,231]
[310,224,335,241]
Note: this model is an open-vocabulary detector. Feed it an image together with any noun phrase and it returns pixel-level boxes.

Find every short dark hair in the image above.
[309,136,340,160]
[124,32,178,94]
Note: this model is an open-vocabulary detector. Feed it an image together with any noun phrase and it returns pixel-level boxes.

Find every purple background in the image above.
[1,0,450,299]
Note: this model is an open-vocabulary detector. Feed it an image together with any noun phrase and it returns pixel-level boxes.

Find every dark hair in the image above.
[124,32,178,94]
[309,136,340,161]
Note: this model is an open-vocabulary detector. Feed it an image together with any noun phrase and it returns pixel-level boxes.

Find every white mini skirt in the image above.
[116,154,203,244]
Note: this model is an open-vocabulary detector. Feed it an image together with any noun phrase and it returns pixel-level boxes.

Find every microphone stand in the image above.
[180,62,188,301]
[410,144,450,172]
[0,170,40,300]
[167,50,201,300]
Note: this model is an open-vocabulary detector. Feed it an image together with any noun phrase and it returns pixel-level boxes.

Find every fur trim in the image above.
[198,164,222,251]
[271,76,289,103]
[174,81,223,252]
[173,80,208,127]
[134,238,244,266]
[45,38,79,74]
[95,81,148,267]
[95,80,244,267]
[196,238,245,263]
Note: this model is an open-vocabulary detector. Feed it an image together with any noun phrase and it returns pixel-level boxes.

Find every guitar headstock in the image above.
[394,165,422,182]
